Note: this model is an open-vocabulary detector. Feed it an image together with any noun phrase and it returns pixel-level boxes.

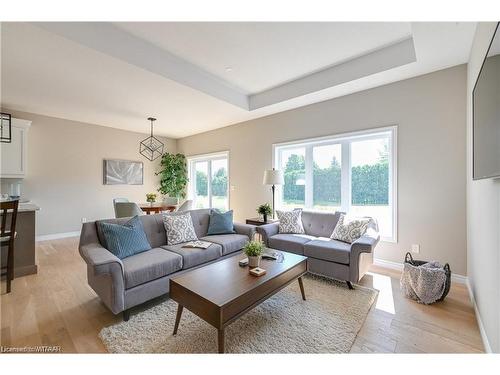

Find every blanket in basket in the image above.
[400,261,446,304]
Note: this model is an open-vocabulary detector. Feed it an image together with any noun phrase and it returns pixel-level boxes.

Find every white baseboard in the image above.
[466,279,492,353]
[36,231,80,242]
[373,257,467,284]
[373,258,404,271]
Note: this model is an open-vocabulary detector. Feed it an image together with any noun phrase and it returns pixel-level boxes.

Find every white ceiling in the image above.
[1,22,476,139]
[115,22,412,93]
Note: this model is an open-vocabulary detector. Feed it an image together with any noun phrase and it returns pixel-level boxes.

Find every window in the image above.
[187,152,229,211]
[279,147,306,210]
[274,127,396,241]
[313,144,342,212]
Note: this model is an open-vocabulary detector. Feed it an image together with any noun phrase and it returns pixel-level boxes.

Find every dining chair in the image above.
[1,199,19,294]
[177,200,193,212]
[113,198,129,218]
[114,202,144,218]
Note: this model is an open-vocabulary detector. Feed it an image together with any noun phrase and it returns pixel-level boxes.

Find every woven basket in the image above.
[404,252,451,302]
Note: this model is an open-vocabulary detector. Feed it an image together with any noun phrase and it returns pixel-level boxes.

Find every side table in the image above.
[245,217,279,241]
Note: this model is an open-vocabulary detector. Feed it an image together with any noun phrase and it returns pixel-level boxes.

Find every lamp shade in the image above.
[263,169,284,185]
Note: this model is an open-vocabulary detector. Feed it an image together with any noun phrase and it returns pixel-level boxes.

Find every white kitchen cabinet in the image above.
[0,118,31,178]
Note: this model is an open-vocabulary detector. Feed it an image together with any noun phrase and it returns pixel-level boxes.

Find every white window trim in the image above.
[187,151,230,210]
[272,125,397,243]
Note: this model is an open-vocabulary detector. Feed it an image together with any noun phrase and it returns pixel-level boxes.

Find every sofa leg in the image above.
[123,309,131,321]
[346,281,354,290]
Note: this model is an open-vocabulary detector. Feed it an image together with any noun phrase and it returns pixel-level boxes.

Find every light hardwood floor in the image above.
[0,237,484,353]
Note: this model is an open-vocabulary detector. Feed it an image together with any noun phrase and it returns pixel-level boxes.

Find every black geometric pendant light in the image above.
[140,117,164,161]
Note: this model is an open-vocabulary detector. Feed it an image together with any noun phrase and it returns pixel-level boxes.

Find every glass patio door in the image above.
[189,153,229,211]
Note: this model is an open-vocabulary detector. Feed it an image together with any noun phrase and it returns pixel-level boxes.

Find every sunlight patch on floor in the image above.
[367,272,395,314]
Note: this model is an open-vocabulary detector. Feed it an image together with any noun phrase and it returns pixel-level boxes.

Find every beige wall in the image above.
[466,22,500,353]
[178,65,467,275]
[1,110,176,236]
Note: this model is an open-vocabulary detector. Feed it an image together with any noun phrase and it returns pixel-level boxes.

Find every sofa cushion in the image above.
[97,215,151,259]
[301,210,343,238]
[161,242,222,269]
[207,210,236,235]
[268,233,316,255]
[303,238,351,265]
[96,214,167,249]
[189,209,212,238]
[331,214,371,244]
[162,212,198,245]
[277,210,305,234]
[122,247,183,289]
[201,234,248,255]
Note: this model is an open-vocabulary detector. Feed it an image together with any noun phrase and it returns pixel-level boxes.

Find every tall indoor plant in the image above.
[156,153,189,203]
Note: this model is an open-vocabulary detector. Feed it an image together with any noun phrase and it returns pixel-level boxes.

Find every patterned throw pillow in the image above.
[331,214,371,243]
[98,215,151,259]
[277,209,305,234]
[162,212,198,245]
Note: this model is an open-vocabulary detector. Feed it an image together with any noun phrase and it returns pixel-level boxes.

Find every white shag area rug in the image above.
[99,274,377,353]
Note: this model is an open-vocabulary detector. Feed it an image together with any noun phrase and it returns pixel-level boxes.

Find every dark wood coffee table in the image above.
[169,250,307,353]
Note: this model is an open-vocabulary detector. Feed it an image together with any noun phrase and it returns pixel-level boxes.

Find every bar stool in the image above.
[1,199,19,294]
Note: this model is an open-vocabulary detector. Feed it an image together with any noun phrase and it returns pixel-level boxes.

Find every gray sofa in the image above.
[256,211,379,288]
[78,209,255,320]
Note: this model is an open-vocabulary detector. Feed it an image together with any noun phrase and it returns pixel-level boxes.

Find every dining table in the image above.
[138,203,177,215]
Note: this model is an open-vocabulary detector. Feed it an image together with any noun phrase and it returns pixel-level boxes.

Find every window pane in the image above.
[313,144,341,211]
[194,161,209,209]
[211,159,228,211]
[280,148,305,210]
[350,137,391,238]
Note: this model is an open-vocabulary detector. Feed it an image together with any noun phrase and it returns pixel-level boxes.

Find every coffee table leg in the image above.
[298,277,306,301]
[218,328,225,353]
[173,304,184,335]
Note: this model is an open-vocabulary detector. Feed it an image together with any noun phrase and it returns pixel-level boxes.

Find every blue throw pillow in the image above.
[98,215,151,259]
[207,210,236,235]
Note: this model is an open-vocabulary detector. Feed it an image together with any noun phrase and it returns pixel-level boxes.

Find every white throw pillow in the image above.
[277,209,305,234]
[331,214,371,243]
[162,212,198,245]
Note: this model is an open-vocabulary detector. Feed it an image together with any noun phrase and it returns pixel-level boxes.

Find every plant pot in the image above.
[248,255,261,268]
[263,213,268,223]
[163,197,179,205]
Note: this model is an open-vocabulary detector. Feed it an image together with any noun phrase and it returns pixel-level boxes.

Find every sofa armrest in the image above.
[79,243,124,277]
[233,222,256,240]
[79,243,126,314]
[349,228,380,282]
[256,222,279,246]
[350,230,380,255]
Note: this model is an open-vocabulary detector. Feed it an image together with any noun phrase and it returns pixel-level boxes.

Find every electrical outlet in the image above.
[411,244,420,254]
[81,217,87,223]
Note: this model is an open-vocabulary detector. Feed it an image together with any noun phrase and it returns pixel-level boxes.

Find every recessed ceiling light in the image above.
[225,67,233,73]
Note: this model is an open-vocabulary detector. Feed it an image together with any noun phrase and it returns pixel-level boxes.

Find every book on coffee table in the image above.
[182,240,212,249]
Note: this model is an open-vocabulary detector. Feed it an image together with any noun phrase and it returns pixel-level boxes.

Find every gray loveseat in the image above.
[256,211,379,288]
[78,209,255,320]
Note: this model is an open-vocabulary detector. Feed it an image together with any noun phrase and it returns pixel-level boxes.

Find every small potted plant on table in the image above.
[256,203,272,223]
[244,240,265,268]
[146,193,157,205]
